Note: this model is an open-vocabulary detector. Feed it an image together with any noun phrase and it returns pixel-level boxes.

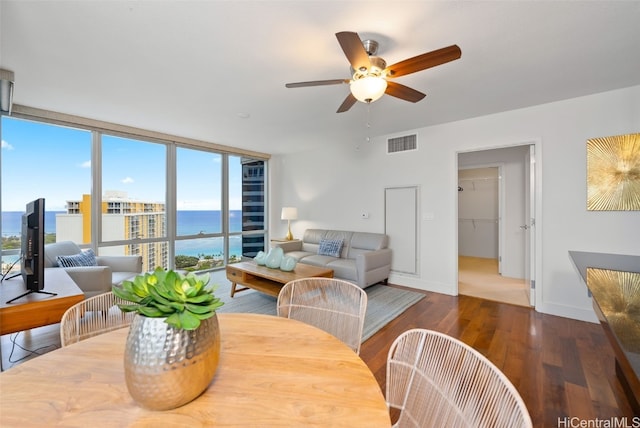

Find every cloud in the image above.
[121,177,135,184]
[1,139,14,150]
[80,160,91,168]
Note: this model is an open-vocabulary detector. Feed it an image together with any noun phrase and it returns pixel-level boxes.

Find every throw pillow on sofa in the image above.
[57,248,97,267]
[318,238,343,258]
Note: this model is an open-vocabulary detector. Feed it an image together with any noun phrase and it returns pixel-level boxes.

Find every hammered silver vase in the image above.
[123,313,221,410]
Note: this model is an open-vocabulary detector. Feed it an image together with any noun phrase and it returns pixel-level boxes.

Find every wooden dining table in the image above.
[0,313,391,427]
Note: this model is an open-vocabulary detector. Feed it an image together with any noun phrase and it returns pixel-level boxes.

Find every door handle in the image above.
[520,225,529,230]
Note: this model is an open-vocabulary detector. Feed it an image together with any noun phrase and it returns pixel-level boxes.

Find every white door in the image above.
[385,186,418,274]
[523,145,536,305]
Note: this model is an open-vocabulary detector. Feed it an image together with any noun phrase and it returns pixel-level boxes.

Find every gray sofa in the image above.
[44,241,142,298]
[273,229,392,289]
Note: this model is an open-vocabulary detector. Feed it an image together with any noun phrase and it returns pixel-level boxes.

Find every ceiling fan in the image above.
[285,31,462,113]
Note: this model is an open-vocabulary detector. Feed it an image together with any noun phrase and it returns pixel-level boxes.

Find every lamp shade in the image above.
[281,207,298,221]
[0,69,14,115]
[350,76,387,103]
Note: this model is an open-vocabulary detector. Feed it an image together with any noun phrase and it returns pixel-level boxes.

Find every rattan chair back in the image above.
[277,277,367,354]
[60,291,135,347]
[386,328,533,428]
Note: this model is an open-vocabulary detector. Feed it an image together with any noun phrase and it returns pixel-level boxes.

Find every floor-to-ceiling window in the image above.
[175,146,225,270]
[100,134,169,272]
[0,117,91,276]
[1,113,268,276]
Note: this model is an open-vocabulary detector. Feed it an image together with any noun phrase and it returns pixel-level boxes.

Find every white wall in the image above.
[270,85,640,323]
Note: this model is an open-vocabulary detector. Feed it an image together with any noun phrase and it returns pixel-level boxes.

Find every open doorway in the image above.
[457,145,534,307]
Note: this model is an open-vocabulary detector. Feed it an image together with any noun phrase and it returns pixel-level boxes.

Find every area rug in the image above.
[209,270,425,342]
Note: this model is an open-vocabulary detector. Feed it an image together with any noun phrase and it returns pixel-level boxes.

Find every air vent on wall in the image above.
[387,134,417,154]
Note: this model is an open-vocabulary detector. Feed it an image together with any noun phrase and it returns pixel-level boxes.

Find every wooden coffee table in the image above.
[226,261,333,297]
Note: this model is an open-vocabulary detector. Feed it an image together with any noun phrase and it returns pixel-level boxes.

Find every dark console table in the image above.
[569,251,640,414]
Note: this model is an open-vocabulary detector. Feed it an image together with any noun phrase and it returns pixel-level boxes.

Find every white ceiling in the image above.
[2,1,639,155]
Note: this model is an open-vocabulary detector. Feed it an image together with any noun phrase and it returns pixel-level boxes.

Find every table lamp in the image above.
[281,207,298,241]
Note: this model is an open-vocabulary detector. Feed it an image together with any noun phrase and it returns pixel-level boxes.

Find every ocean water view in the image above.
[1,210,249,264]
[1,211,65,237]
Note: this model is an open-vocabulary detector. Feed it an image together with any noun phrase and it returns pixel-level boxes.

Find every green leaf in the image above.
[147,273,158,286]
[131,277,150,298]
[178,311,201,330]
[168,301,185,311]
[172,278,188,299]
[153,279,173,299]
[184,284,199,298]
[166,312,183,329]
[184,302,213,314]
[183,284,198,298]
[194,311,215,320]
[165,271,178,283]
[138,306,165,317]
[112,285,136,302]
[186,293,214,304]
[149,286,175,306]
[149,301,175,314]
[119,281,137,298]
[139,296,155,306]
[116,303,141,312]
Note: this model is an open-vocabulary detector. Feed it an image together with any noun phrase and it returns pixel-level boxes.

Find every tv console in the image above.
[0,268,84,336]
[5,288,57,304]
[2,260,58,303]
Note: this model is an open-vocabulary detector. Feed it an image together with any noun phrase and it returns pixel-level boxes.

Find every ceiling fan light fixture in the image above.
[350,76,387,103]
[285,32,461,113]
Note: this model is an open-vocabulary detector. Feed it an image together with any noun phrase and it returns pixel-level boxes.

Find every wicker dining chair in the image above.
[60,291,136,347]
[386,328,533,428]
[277,277,368,354]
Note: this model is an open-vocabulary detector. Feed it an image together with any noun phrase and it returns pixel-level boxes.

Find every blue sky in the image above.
[1,117,242,211]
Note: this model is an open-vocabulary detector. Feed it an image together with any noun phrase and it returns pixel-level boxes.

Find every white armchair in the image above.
[44,241,142,298]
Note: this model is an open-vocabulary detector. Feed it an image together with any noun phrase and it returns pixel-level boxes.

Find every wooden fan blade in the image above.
[336,31,370,72]
[286,79,349,88]
[385,81,426,103]
[337,93,357,113]
[385,45,461,78]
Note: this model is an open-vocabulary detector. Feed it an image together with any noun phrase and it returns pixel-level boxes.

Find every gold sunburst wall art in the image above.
[587,132,640,211]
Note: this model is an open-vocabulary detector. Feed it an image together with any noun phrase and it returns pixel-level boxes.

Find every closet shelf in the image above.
[458,218,498,229]
[457,177,499,191]
[458,177,499,182]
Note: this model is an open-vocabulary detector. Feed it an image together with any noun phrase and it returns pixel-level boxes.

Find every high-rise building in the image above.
[240,158,265,258]
[57,191,168,271]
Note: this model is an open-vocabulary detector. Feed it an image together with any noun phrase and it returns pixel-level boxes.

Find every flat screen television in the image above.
[4,198,55,303]
[21,197,45,292]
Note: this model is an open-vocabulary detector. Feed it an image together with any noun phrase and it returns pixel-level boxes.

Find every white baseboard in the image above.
[389,272,600,324]
[536,301,598,323]
[389,272,455,296]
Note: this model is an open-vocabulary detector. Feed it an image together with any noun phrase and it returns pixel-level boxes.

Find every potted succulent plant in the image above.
[112,268,224,411]
[113,267,223,329]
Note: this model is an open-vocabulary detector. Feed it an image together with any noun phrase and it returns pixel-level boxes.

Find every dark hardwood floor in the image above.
[2,285,636,427]
[360,286,636,427]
